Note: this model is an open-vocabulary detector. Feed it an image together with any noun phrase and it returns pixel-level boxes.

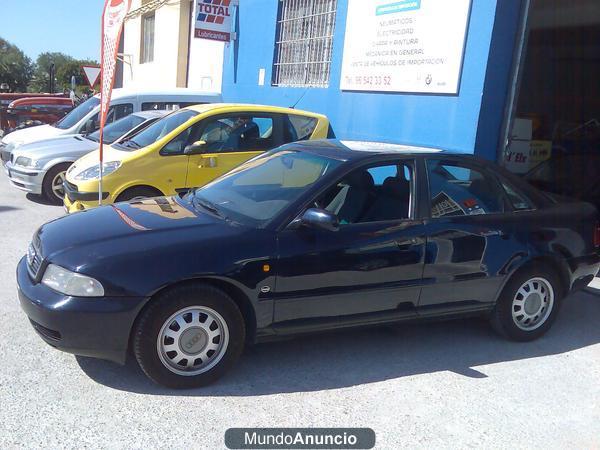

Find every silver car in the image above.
[5,110,168,204]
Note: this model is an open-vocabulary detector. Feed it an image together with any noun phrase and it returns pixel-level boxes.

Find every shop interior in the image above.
[507,0,600,209]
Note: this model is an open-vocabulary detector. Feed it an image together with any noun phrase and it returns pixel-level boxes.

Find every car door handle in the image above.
[396,238,420,249]
[485,230,511,239]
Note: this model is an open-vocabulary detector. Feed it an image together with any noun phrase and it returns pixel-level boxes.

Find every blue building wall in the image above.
[221,0,523,159]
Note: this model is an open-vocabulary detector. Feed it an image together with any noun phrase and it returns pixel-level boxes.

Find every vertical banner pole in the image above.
[99,0,131,205]
[98,145,104,205]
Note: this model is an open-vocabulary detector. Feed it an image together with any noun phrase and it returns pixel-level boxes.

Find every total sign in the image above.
[340,0,472,94]
[194,0,237,42]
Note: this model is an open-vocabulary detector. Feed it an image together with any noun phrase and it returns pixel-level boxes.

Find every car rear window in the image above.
[284,115,318,142]
[427,160,506,217]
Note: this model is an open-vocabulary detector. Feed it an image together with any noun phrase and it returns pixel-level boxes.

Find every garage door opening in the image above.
[503,0,600,212]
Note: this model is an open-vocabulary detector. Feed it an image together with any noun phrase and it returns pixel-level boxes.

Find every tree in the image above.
[29,52,72,93]
[0,37,34,92]
[59,57,100,93]
[29,52,99,93]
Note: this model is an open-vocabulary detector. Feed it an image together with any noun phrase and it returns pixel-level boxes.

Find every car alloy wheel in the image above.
[156,306,230,376]
[511,277,554,331]
[51,170,66,201]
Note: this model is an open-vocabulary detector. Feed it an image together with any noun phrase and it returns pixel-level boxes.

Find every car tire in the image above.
[42,163,71,205]
[116,186,162,203]
[490,263,563,341]
[133,283,245,389]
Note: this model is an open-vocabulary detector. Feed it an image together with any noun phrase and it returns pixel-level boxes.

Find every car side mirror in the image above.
[184,140,207,155]
[300,208,340,232]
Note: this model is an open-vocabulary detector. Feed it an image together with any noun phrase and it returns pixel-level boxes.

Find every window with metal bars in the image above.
[273,0,338,88]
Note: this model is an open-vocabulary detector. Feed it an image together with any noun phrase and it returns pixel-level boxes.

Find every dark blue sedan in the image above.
[17,140,600,388]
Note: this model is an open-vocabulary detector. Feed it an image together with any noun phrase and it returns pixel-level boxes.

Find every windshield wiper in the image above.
[192,197,224,218]
[119,139,140,149]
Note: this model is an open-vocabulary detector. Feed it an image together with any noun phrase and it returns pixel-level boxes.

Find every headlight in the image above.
[41,264,104,297]
[15,156,32,167]
[14,156,43,168]
[74,161,122,180]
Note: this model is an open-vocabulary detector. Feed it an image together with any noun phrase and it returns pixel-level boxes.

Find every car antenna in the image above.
[290,88,310,109]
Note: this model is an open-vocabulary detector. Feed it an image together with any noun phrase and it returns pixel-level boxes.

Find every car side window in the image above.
[198,115,276,153]
[283,115,318,143]
[113,103,133,120]
[81,103,133,134]
[500,179,534,211]
[427,159,505,217]
[162,121,202,155]
[316,161,413,225]
[368,165,398,185]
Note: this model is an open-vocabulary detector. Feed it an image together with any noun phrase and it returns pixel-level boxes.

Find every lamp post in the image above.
[49,63,55,93]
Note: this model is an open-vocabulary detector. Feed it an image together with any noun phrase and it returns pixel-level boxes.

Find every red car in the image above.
[0,93,69,135]
[4,97,74,132]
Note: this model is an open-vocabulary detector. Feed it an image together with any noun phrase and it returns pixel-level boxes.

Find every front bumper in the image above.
[63,180,109,213]
[5,162,44,194]
[17,257,148,364]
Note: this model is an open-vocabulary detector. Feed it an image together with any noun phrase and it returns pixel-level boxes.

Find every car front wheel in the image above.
[491,264,563,341]
[42,163,71,205]
[133,283,245,389]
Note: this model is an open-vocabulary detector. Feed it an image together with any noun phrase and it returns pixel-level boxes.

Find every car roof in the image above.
[182,103,328,119]
[287,139,465,161]
[131,109,171,120]
[94,88,221,100]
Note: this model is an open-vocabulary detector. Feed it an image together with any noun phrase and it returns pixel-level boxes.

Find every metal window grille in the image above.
[273,0,338,88]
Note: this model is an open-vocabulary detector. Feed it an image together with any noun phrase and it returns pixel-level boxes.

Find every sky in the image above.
[2,0,106,62]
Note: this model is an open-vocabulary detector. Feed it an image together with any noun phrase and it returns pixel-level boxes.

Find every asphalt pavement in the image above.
[0,172,599,449]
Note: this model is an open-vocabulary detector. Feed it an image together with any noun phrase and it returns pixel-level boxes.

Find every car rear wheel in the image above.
[42,163,71,205]
[133,283,245,389]
[490,264,563,341]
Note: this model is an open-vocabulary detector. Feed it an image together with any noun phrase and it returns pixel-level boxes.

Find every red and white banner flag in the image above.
[98,0,131,204]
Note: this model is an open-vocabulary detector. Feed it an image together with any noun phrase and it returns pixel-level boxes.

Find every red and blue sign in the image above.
[195,0,234,42]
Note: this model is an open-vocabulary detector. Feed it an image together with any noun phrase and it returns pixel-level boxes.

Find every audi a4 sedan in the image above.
[17,140,600,388]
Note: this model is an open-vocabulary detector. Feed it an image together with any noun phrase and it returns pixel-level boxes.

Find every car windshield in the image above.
[53,96,100,130]
[116,109,198,150]
[86,114,146,144]
[189,149,342,227]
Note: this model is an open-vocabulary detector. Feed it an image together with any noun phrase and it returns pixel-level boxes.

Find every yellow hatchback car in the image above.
[63,104,329,213]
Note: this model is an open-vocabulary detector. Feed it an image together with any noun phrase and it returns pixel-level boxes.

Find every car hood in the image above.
[36,195,232,260]
[12,135,97,160]
[67,145,131,178]
[1,124,63,146]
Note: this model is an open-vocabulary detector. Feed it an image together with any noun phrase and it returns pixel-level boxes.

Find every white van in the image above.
[0,88,221,155]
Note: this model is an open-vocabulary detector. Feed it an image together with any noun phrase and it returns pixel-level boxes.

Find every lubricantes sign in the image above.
[194,0,236,42]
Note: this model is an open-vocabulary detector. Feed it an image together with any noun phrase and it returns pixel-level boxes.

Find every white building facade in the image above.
[121,0,224,93]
